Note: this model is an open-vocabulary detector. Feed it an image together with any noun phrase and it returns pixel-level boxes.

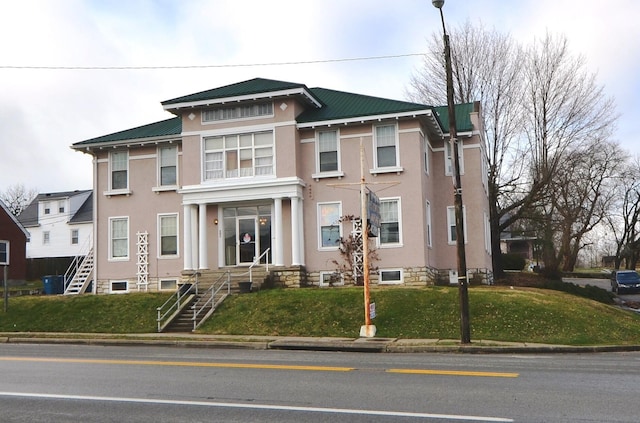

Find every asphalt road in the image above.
[564,277,640,303]
[1,344,639,422]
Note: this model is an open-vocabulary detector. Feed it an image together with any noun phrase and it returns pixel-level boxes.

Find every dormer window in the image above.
[202,102,273,123]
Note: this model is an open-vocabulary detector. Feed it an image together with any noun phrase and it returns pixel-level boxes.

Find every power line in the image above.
[0,53,424,71]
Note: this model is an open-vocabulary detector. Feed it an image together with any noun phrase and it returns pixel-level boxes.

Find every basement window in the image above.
[379,269,403,285]
[110,281,129,293]
[160,279,177,290]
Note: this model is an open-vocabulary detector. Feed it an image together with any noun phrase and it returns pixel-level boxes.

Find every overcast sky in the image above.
[2,0,638,193]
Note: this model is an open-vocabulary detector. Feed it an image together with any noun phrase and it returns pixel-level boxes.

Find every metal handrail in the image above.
[63,235,92,291]
[249,248,270,283]
[191,271,231,331]
[156,273,197,332]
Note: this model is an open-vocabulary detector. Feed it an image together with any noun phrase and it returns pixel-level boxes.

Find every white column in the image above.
[183,204,193,270]
[198,203,208,269]
[291,196,301,266]
[274,197,284,266]
[191,206,199,270]
[298,196,305,266]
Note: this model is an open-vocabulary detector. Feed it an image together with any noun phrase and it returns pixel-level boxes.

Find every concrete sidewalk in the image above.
[2,332,640,354]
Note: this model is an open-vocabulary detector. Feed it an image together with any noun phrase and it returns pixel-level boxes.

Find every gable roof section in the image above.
[161,77,323,110]
[72,117,181,148]
[297,87,433,127]
[17,190,93,227]
[1,198,30,239]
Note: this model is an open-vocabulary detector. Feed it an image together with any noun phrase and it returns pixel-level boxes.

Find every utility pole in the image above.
[432,0,471,344]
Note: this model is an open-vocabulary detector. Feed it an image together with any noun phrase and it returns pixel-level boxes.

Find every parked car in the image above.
[610,270,640,294]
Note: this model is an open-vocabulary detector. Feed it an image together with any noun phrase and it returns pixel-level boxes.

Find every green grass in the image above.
[0,293,171,333]
[1,286,640,346]
[198,286,640,345]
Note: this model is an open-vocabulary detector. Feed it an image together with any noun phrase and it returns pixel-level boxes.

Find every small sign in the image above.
[369,302,376,319]
[367,189,380,237]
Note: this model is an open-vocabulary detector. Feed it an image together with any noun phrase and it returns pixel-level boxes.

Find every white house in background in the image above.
[18,190,94,261]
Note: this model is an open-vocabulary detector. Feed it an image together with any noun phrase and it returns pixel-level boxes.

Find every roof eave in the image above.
[163,87,323,111]
[297,109,438,129]
[71,134,181,152]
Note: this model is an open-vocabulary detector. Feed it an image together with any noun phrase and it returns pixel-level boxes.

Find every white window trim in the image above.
[371,123,403,174]
[201,101,274,124]
[0,240,9,265]
[105,150,132,196]
[317,201,342,251]
[447,206,468,245]
[109,216,129,261]
[159,279,178,291]
[445,139,464,176]
[379,268,404,285]
[426,200,432,248]
[157,213,179,259]
[377,197,402,248]
[110,280,129,294]
[153,145,179,192]
[319,271,344,287]
[43,231,50,245]
[201,130,275,182]
[71,229,79,245]
[312,129,345,180]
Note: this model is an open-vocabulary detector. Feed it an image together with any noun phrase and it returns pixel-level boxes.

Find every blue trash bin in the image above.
[42,275,64,295]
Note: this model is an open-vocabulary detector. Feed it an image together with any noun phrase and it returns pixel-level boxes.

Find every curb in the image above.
[3,334,640,354]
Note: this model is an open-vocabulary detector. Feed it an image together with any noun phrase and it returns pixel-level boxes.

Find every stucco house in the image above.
[71,78,492,294]
[18,190,93,280]
[0,198,29,284]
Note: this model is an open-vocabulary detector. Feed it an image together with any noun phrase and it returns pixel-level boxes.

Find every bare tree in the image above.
[0,183,37,216]
[605,157,640,269]
[408,26,619,277]
[407,21,526,278]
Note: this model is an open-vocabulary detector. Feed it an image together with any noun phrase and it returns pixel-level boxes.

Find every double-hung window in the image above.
[379,198,401,246]
[445,139,464,175]
[318,130,339,173]
[374,124,398,168]
[318,202,341,249]
[110,217,129,259]
[159,214,178,257]
[110,151,128,190]
[159,146,177,186]
[447,206,467,244]
[71,229,79,245]
[203,131,273,181]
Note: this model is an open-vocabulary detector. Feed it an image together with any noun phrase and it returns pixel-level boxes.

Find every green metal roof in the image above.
[432,102,475,133]
[72,79,476,148]
[72,117,181,147]
[161,77,319,106]
[297,87,430,124]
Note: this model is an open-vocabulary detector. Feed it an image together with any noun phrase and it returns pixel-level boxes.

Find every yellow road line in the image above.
[0,357,519,377]
[0,357,353,372]
[387,368,519,378]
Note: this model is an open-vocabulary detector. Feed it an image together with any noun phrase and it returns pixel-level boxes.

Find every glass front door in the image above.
[223,205,271,267]
[238,217,258,264]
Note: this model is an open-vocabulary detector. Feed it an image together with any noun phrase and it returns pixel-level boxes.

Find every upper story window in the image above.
[445,139,464,176]
[203,131,273,181]
[159,146,177,186]
[317,130,339,173]
[374,124,398,168]
[318,202,341,250]
[58,201,65,214]
[43,231,50,245]
[43,202,51,215]
[202,102,273,123]
[110,151,129,190]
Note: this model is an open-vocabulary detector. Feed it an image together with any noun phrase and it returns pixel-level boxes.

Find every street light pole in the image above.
[431,0,471,344]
